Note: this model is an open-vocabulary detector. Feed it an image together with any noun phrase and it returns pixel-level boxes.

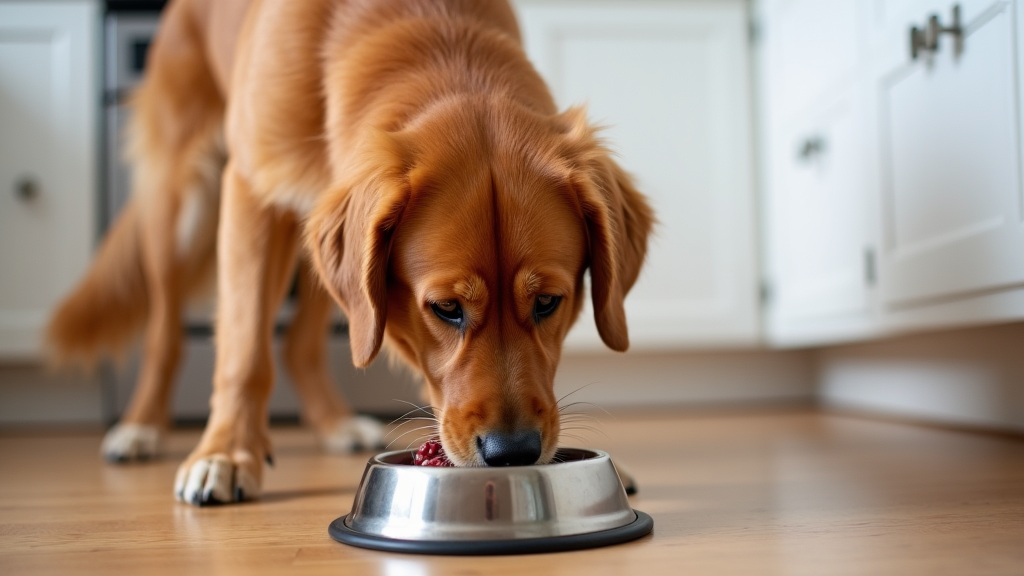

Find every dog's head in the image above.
[308,97,652,466]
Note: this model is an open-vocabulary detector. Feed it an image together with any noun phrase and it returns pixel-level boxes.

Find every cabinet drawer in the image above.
[878,0,1024,307]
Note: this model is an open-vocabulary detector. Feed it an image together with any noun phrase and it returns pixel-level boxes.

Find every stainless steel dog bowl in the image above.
[329,447,653,555]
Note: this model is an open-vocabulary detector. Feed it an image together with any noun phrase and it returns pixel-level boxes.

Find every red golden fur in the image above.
[48,0,653,505]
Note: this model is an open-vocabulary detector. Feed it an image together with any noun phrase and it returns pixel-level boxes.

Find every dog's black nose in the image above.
[478,430,542,466]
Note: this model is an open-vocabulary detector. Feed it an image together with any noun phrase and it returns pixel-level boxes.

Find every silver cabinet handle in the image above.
[14,176,39,201]
[909,25,926,60]
[910,5,963,60]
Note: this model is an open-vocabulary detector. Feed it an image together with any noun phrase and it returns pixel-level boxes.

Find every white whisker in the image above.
[384,424,439,450]
[555,382,602,407]
[558,401,613,419]
[390,399,439,420]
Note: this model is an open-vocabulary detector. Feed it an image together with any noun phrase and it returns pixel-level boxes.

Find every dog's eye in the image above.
[533,294,562,322]
[431,300,464,326]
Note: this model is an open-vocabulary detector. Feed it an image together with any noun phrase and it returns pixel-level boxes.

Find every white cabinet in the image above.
[513,0,760,350]
[872,0,1024,327]
[760,0,1024,344]
[758,0,881,346]
[0,1,99,359]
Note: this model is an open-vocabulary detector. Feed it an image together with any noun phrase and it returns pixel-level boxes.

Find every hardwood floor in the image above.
[1,408,1022,575]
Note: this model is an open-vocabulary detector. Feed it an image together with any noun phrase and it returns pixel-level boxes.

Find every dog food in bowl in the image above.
[413,440,453,467]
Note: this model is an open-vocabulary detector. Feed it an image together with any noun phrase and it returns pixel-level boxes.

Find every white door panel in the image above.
[0,1,98,359]
[770,92,873,326]
[878,0,1024,307]
[514,0,759,349]
[767,0,861,122]
[758,0,879,346]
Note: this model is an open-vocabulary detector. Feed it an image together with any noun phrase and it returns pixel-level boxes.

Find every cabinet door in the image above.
[0,1,99,359]
[764,89,878,345]
[513,0,759,350]
[758,0,879,346]
[876,0,1024,310]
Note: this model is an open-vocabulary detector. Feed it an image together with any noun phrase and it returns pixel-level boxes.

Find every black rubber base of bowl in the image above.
[329,510,653,556]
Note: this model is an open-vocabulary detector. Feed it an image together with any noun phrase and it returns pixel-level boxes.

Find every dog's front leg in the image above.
[175,163,299,505]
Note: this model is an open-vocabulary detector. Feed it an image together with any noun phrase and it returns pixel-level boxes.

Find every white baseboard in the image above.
[6,322,1021,431]
[0,346,817,425]
[0,364,105,425]
[816,322,1024,433]
[555,349,815,409]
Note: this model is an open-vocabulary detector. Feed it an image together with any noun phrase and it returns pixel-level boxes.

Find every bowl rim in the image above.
[370,446,609,469]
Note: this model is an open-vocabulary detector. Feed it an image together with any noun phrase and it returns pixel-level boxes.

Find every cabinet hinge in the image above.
[748,17,761,47]
[759,279,773,306]
[864,247,877,286]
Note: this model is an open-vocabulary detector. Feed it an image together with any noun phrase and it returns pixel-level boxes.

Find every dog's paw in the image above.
[101,423,162,462]
[174,452,262,506]
[320,415,386,453]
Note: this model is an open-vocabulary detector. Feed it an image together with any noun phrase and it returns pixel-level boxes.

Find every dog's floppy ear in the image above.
[306,132,410,367]
[556,108,655,352]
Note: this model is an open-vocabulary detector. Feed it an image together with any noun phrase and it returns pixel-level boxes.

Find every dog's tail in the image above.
[46,200,149,367]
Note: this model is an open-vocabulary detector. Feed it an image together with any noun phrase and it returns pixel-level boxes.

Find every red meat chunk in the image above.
[414,439,453,467]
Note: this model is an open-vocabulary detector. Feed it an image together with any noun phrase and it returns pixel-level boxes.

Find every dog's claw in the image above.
[175,455,261,506]
[265,454,274,467]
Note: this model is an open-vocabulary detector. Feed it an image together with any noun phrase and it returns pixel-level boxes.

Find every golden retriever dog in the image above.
[48,0,653,505]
